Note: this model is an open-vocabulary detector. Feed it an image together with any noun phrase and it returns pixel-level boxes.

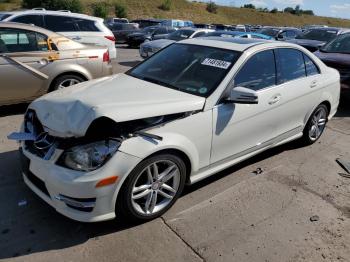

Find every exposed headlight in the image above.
[59,139,120,171]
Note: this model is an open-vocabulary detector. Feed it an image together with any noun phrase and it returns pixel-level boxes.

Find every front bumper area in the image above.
[20,146,141,222]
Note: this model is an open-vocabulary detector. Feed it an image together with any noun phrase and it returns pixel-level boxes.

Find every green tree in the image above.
[302,10,314,16]
[22,0,83,13]
[114,2,127,17]
[284,7,294,13]
[242,4,255,9]
[270,8,278,13]
[159,0,172,11]
[91,2,109,18]
[206,1,218,13]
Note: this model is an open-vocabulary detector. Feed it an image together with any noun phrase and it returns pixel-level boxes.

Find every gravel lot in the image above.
[0,45,350,262]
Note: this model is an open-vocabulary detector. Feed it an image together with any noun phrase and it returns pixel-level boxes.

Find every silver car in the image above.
[0,22,113,106]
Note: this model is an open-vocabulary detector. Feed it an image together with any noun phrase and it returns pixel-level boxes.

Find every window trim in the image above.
[0,27,51,54]
[232,49,278,92]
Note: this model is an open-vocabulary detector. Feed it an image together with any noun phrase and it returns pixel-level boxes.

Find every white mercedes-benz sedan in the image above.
[9,38,340,222]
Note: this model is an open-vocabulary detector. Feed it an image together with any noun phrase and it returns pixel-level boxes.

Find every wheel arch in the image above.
[48,71,89,92]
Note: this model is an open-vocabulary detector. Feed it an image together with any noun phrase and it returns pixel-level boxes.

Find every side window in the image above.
[11,15,44,27]
[74,18,100,32]
[303,54,320,76]
[0,28,48,53]
[286,30,296,38]
[276,48,306,84]
[155,28,167,34]
[44,15,76,32]
[235,50,276,91]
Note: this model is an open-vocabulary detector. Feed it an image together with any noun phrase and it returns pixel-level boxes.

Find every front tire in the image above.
[117,154,186,222]
[301,104,328,145]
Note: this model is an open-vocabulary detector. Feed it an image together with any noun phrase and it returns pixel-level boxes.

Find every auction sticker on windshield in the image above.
[201,58,231,69]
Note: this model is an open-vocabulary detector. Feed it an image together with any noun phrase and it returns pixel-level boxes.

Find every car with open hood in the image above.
[0,22,112,106]
[9,38,340,222]
[287,27,350,52]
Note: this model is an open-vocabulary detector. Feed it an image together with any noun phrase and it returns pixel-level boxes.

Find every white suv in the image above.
[1,9,117,59]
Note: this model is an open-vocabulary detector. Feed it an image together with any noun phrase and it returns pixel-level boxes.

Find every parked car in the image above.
[257,27,302,41]
[194,23,213,29]
[161,19,193,28]
[126,26,176,47]
[0,9,117,59]
[130,19,162,29]
[205,30,274,40]
[109,23,140,43]
[105,17,129,27]
[287,27,350,52]
[11,38,339,222]
[314,33,350,95]
[0,22,112,106]
[140,28,213,58]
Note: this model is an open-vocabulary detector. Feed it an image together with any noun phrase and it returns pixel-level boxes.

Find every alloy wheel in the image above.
[57,79,80,89]
[131,160,180,215]
[308,107,327,141]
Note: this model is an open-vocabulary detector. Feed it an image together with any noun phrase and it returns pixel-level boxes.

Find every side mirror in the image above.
[277,34,284,40]
[225,86,258,104]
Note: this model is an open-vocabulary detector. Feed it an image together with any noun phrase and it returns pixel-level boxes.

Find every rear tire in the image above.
[50,74,85,92]
[117,154,186,222]
[301,104,328,145]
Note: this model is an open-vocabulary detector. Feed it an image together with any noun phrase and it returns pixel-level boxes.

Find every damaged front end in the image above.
[9,109,192,172]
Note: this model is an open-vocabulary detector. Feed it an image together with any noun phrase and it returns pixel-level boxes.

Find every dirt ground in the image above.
[0,46,349,262]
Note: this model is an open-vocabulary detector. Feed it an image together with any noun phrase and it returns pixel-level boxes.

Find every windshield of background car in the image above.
[142,27,157,34]
[321,33,350,53]
[257,28,279,37]
[168,30,194,40]
[127,43,241,97]
[0,13,10,21]
[296,29,338,41]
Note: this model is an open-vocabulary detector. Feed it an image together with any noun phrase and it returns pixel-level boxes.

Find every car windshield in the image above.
[127,43,241,97]
[296,29,338,41]
[0,13,11,21]
[321,33,350,53]
[142,27,158,34]
[168,30,194,41]
[257,28,279,37]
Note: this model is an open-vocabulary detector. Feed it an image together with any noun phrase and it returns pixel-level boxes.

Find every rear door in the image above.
[273,48,322,135]
[0,27,53,104]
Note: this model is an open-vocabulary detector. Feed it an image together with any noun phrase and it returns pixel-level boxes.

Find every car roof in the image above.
[2,9,103,22]
[180,37,299,52]
[0,22,60,36]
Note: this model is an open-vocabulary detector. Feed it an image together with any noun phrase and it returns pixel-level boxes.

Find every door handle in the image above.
[310,80,318,88]
[268,94,281,105]
[71,36,81,40]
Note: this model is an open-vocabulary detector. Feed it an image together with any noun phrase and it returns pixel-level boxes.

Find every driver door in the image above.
[210,49,283,164]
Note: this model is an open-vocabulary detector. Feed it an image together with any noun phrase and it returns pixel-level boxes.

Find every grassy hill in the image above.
[1,0,350,28]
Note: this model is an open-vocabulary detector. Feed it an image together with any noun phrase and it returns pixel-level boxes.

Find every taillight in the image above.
[103,50,110,63]
[105,35,116,42]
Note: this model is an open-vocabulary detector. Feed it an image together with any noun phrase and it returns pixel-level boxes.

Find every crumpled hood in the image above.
[142,39,175,49]
[29,74,206,137]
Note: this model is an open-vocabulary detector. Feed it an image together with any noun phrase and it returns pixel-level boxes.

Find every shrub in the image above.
[22,0,83,13]
[206,1,217,14]
[159,0,172,11]
[91,2,109,18]
[270,8,278,13]
[114,2,127,18]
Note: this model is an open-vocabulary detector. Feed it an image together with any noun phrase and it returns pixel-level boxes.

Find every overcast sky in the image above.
[197,0,350,19]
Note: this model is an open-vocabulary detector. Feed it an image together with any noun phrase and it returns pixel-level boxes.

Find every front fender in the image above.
[118,132,200,172]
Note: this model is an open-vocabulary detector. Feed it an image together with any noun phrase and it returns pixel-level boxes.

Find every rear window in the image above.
[73,18,100,32]
[0,13,11,21]
[44,15,77,32]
